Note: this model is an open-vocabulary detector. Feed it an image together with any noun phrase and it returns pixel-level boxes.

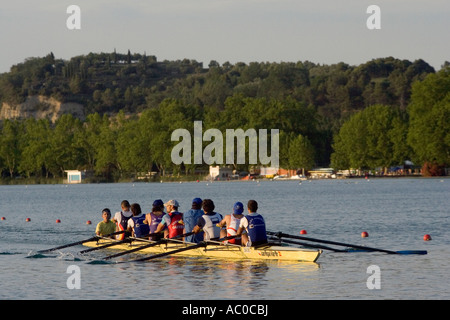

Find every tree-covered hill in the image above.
[0,52,435,121]
[0,52,447,181]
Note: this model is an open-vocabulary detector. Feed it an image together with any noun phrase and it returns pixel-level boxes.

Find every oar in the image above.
[267,236,346,252]
[101,232,195,261]
[267,231,427,255]
[79,231,164,254]
[79,238,131,254]
[129,242,207,262]
[126,235,239,263]
[37,231,125,254]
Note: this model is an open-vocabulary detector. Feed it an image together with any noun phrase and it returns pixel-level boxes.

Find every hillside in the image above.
[0,52,436,127]
[1,52,448,181]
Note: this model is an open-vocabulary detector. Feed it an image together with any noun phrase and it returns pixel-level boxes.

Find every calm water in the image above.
[0,178,448,301]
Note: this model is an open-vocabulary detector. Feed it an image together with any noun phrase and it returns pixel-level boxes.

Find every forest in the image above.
[0,51,448,181]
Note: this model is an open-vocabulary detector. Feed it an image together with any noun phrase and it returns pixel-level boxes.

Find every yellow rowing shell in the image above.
[83,240,322,263]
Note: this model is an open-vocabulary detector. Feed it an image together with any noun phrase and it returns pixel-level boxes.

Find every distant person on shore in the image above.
[144,199,165,240]
[95,208,116,237]
[127,203,150,238]
[237,200,268,247]
[193,199,223,241]
[217,201,244,245]
[112,200,133,240]
[183,198,204,243]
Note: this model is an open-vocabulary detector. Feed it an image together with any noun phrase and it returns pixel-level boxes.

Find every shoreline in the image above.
[0,174,447,186]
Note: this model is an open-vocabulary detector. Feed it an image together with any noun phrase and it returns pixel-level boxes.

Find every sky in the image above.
[1,0,449,73]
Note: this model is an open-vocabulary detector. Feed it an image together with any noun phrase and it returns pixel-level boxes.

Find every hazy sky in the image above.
[1,0,449,73]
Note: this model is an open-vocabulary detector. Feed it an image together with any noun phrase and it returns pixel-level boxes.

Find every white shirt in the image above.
[114,210,132,224]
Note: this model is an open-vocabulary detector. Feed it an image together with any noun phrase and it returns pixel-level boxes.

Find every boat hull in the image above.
[83,240,322,262]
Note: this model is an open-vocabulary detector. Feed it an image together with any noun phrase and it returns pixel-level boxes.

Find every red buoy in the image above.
[26,218,31,222]
[1,217,5,220]
[86,220,92,225]
[300,229,307,235]
[56,219,61,223]
[423,234,432,241]
[361,231,369,238]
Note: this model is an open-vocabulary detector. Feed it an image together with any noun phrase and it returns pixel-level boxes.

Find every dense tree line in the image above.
[0,52,448,180]
[0,96,318,180]
[331,67,449,174]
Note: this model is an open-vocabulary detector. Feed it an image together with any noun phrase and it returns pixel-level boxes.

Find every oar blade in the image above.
[396,250,428,255]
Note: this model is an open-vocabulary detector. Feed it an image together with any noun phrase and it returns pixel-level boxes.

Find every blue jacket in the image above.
[183,209,204,243]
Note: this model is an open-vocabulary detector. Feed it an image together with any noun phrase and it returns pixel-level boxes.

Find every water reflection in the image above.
[114,255,322,298]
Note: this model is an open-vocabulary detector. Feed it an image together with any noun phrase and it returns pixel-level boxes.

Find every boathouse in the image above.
[64,170,84,184]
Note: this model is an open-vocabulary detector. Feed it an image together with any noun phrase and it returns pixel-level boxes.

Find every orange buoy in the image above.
[56,219,61,223]
[1,217,5,220]
[300,229,307,235]
[423,234,432,241]
[26,218,31,222]
[361,231,369,238]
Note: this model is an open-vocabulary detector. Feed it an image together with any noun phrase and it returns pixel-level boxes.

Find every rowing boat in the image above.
[82,239,322,262]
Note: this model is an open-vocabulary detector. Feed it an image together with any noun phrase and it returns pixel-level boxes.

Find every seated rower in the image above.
[112,200,133,240]
[217,201,244,245]
[154,200,184,238]
[193,199,223,241]
[95,208,116,237]
[127,203,150,238]
[144,199,165,240]
[183,197,204,243]
[237,200,268,247]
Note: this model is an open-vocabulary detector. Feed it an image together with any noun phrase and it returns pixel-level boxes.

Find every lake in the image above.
[0,178,448,303]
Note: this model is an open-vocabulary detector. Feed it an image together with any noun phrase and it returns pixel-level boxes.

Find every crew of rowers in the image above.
[95,198,268,247]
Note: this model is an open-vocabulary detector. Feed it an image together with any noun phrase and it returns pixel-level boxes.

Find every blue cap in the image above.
[192,198,202,204]
[233,202,244,214]
[153,199,164,206]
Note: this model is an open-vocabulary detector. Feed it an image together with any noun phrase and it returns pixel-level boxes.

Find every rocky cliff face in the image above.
[0,95,85,123]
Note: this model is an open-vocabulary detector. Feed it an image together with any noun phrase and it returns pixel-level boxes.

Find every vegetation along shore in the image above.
[0,52,448,183]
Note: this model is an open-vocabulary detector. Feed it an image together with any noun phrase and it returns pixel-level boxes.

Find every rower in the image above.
[217,202,244,245]
[183,197,204,243]
[237,200,268,247]
[95,208,116,237]
[127,203,150,238]
[154,200,184,238]
[193,199,223,241]
[112,200,133,240]
[144,199,165,240]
